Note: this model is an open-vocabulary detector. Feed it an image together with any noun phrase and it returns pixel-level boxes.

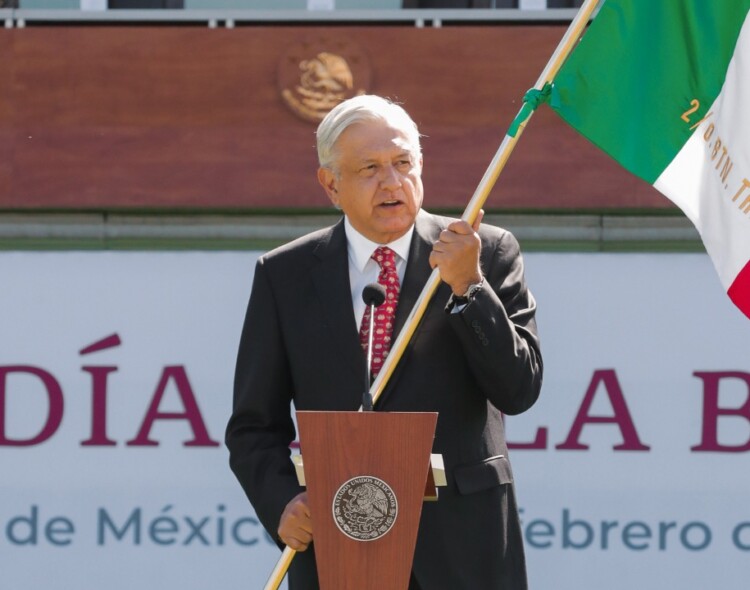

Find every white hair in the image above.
[316,95,422,172]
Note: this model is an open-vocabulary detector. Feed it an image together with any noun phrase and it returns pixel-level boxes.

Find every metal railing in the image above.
[1,6,582,28]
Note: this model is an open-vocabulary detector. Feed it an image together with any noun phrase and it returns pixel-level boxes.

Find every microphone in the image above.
[362,283,386,307]
[361,283,386,411]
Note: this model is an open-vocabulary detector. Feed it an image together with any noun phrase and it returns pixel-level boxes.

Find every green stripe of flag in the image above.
[549,0,750,183]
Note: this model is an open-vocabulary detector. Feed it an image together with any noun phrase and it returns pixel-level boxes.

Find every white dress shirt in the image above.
[344,217,414,329]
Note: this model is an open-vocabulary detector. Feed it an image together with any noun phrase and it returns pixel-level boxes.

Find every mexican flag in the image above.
[549,0,750,319]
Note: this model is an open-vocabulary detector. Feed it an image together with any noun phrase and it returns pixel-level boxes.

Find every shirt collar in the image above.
[344,216,414,272]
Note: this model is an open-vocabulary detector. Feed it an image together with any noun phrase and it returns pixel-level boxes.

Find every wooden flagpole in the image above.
[369,0,603,406]
[263,0,602,587]
[263,546,296,590]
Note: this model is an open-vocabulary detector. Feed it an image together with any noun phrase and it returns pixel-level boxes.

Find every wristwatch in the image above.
[447,278,485,309]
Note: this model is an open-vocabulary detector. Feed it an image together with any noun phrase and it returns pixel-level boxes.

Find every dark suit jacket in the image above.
[226,210,542,589]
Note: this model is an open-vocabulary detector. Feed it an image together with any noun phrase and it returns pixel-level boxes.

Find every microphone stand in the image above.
[362,299,376,411]
[361,282,385,411]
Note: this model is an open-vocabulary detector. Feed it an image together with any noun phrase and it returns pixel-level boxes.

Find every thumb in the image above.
[471,209,484,233]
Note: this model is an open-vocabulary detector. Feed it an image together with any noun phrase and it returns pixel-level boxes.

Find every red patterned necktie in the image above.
[359,246,401,379]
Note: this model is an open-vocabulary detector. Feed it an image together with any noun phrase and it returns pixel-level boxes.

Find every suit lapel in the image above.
[393,210,439,338]
[311,219,367,390]
[378,210,444,407]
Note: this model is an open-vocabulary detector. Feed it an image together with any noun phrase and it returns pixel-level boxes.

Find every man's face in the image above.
[318,118,423,244]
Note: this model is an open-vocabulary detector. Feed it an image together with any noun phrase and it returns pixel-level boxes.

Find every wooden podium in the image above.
[296,411,438,590]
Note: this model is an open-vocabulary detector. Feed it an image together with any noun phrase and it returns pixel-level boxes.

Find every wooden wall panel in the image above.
[0,26,666,211]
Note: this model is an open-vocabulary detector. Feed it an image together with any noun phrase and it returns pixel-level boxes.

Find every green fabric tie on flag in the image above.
[507,83,552,138]
[548,0,750,319]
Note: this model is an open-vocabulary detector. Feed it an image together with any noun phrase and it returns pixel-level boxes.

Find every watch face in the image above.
[466,279,484,299]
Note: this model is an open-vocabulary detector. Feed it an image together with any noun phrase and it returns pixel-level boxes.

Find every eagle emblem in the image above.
[332,476,398,541]
[278,37,371,123]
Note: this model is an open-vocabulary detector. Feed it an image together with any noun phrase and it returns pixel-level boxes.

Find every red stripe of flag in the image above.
[728,260,750,319]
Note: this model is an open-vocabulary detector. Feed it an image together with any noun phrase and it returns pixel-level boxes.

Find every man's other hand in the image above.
[278,492,313,551]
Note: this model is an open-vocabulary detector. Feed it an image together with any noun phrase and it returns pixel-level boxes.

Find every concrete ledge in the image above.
[0,212,702,251]
[602,215,700,242]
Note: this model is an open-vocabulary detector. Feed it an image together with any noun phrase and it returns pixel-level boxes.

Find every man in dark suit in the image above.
[226,95,542,589]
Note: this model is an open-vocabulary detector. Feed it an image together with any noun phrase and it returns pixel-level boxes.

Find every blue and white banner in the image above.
[1,251,748,589]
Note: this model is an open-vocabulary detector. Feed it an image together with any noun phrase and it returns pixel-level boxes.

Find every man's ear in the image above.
[317,167,339,207]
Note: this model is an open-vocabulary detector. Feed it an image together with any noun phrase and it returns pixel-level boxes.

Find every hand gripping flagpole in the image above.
[263,1,602,587]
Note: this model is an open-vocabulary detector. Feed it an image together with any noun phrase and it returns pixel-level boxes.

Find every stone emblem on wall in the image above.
[278,37,371,123]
